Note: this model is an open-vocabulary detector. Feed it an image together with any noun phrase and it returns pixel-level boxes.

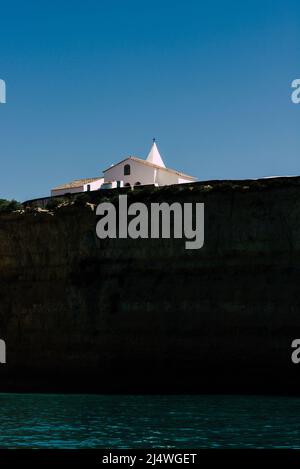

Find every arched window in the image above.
[134,182,141,186]
[124,183,131,188]
[124,164,131,175]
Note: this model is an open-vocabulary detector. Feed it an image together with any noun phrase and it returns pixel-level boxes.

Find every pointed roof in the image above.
[146,139,166,167]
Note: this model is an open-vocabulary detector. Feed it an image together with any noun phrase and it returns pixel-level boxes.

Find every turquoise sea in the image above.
[0,394,300,448]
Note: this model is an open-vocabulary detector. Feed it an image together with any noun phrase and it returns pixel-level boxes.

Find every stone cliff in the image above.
[1,177,300,393]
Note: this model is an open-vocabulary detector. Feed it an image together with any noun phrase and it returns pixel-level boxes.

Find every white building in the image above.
[51,141,197,196]
[51,177,104,196]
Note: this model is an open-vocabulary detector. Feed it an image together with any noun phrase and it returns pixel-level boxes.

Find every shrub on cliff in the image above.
[0,199,23,212]
[73,193,91,207]
[45,198,65,210]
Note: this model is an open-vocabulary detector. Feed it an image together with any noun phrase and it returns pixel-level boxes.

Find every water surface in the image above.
[0,394,299,448]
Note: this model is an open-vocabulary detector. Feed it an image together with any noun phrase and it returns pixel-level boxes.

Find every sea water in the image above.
[0,393,299,448]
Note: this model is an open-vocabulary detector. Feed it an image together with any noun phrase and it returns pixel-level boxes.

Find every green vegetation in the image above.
[73,193,91,207]
[45,197,65,210]
[0,199,23,213]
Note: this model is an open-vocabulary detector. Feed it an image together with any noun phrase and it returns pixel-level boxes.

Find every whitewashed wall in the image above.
[104,159,156,187]
[83,178,104,191]
[51,186,84,196]
[156,168,180,186]
[156,169,195,185]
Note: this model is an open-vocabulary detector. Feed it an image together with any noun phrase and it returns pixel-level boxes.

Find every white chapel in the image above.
[51,140,197,196]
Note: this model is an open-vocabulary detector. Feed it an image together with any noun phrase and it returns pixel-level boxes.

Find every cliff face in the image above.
[1,178,300,393]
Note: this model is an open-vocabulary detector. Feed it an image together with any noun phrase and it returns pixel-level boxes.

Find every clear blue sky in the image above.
[0,0,299,201]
